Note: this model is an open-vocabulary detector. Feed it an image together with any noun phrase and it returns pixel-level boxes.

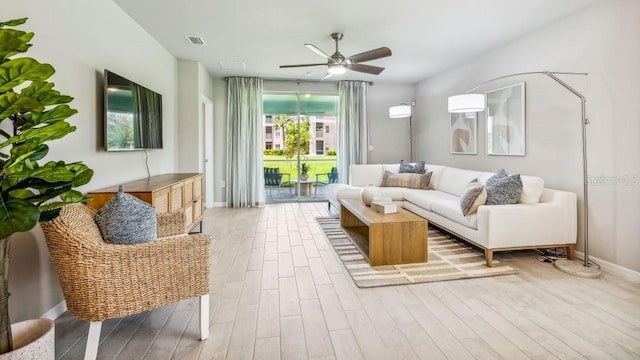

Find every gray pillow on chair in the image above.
[95,186,157,244]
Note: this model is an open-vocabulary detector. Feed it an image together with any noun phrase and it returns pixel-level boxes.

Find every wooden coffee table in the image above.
[340,199,428,266]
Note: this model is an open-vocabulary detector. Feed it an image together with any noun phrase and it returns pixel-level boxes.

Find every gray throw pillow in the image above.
[485,169,523,205]
[399,160,426,174]
[95,185,157,245]
[460,179,487,216]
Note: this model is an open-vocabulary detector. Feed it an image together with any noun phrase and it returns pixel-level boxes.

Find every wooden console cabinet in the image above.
[87,173,204,233]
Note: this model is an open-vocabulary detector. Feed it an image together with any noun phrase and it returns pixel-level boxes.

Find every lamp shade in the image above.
[389,105,412,118]
[448,94,485,113]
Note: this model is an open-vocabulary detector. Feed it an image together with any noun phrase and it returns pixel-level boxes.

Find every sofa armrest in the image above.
[476,189,577,249]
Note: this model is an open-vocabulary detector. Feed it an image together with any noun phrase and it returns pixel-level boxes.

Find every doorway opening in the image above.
[262,92,338,203]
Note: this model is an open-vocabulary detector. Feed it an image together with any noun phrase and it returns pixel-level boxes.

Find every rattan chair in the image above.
[40,203,211,360]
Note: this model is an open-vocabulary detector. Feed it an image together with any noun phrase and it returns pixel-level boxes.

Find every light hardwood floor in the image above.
[54,203,640,360]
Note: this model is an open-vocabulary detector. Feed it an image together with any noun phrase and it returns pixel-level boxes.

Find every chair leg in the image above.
[200,294,210,340]
[85,321,102,360]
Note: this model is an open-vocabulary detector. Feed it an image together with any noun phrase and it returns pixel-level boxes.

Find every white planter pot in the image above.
[0,319,54,360]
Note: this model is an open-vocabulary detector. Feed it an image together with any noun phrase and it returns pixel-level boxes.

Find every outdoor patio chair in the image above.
[314,167,339,197]
[264,167,291,200]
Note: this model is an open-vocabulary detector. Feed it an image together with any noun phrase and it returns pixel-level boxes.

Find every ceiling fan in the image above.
[280,32,392,78]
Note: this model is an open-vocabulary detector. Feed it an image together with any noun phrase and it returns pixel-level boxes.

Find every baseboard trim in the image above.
[41,300,67,321]
[575,250,640,283]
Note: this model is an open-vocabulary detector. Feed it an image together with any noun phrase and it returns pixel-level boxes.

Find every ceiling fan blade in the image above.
[348,47,392,63]
[348,63,385,75]
[321,71,333,80]
[305,44,332,60]
[280,63,327,68]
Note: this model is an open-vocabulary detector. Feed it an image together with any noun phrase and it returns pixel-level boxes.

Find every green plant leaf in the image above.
[4,141,48,170]
[65,162,94,186]
[20,81,73,106]
[0,121,75,150]
[0,18,27,28]
[0,92,43,120]
[38,208,61,222]
[7,189,34,200]
[27,104,77,127]
[0,58,55,93]
[59,190,83,203]
[0,196,39,239]
[0,32,29,61]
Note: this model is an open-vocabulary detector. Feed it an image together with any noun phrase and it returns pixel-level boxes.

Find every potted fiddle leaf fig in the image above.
[0,18,93,356]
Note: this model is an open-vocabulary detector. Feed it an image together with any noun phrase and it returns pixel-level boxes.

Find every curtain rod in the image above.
[223,76,374,86]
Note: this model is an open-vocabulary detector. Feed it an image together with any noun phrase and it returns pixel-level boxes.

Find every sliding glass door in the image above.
[262,92,338,203]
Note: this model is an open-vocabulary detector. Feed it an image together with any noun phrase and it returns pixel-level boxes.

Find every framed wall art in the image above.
[450,112,477,154]
[486,82,526,156]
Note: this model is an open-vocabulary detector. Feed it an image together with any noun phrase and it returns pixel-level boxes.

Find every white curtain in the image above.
[226,77,264,207]
[337,81,368,183]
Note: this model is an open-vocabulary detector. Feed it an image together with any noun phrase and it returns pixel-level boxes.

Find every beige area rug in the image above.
[316,216,517,288]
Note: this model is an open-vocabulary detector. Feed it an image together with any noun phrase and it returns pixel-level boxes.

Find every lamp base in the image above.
[554,259,602,279]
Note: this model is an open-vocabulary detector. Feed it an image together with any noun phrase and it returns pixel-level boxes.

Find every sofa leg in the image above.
[85,321,102,360]
[200,294,210,340]
[566,245,574,260]
[484,249,494,267]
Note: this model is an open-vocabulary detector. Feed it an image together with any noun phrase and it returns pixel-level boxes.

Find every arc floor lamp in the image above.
[448,71,600,278]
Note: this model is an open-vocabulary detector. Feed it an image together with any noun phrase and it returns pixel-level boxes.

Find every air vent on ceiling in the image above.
[218,61,247,70]
[185,35,206,46]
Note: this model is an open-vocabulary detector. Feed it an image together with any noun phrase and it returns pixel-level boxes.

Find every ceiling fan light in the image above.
[328,64,347,75]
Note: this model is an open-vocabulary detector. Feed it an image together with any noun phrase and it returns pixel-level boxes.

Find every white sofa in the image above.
[327,163,577,266]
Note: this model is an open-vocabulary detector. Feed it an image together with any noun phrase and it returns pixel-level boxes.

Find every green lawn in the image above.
[263,155,337,182]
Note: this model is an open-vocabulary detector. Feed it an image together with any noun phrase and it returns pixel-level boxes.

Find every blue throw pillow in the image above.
[95,186,157,244]
[485,169,523,205]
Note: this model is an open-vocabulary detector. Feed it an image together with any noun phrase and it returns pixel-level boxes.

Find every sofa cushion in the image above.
[399,160,426,174]
[381,171,431,190]
[95,186,157,245]
[460,179,487,216]
[382,164,401,174]
[349,164,384,186]
[431,199,479,229]
[518,175,545,204]
[403,189,459,212]
[485,169,523,205]
[424,164,446,190]
[437,167,484,197]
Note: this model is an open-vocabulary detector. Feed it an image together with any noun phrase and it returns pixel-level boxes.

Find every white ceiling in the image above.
[113,0,597,84]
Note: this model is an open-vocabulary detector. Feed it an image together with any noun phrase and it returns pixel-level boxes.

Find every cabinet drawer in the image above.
[170,184,184,212]
[153,188,170,214]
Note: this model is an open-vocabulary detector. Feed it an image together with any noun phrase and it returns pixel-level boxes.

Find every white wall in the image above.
[414,0,640,272]
[367,84,416,164]
[5,0,180,321]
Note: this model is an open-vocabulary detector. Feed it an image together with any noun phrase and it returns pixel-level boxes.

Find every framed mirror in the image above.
[486,82,526,156]
[450,112,477,154]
